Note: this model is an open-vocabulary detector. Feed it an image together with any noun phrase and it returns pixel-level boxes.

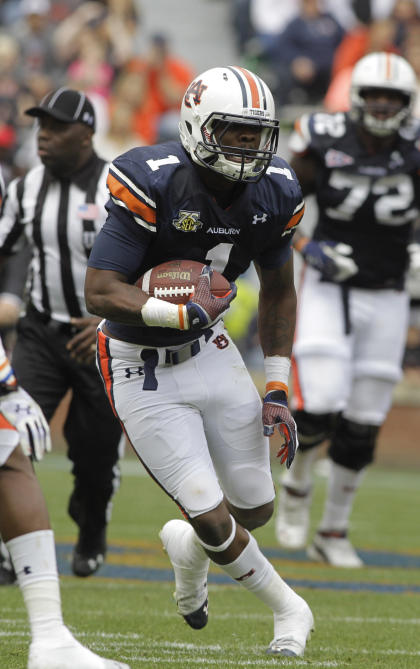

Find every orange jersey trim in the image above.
[107,173,156,225]
[285,204,305,231]
[97,330,118,418]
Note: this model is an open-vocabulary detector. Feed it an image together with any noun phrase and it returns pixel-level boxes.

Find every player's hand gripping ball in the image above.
[138,259,237,329]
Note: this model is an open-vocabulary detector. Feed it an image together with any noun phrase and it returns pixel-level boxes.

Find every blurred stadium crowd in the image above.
[0,0,195,183]
[233,0,420,113]
[2,0,420,178]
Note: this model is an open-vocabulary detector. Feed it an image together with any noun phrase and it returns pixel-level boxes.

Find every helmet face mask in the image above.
[180,67,279,182]
[197,111,279,181]
[349,52,417,137]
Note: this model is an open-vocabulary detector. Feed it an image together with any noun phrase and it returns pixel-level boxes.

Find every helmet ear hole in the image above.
[185,121,192,135]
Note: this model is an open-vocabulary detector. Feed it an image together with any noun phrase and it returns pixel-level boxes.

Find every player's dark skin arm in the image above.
[255,256,297,358]
[85,267,150,324]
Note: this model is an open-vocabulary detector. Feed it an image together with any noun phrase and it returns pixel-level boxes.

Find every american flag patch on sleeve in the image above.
[77,203,99,220]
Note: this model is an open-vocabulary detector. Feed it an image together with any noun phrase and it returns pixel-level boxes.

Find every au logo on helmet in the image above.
[184,80,208,108]
[172,211,203,232]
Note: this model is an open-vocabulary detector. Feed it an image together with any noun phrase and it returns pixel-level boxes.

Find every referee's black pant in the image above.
[12,307,122,542]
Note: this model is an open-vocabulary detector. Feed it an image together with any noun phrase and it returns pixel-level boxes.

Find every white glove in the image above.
[300,239,358,282]
[321,242,359,282]
[0,387,51,461]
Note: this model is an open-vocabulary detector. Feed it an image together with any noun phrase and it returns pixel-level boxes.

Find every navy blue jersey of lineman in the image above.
[293,111,420,289]
[89,140,304,346]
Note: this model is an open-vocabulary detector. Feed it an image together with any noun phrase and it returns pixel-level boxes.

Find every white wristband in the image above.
[141,297,189,330]
[263,355,291,396]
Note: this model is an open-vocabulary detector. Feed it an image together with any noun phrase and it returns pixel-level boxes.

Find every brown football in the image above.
[137,259,231,305]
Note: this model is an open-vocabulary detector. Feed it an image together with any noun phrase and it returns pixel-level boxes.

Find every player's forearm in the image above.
[85,268,149,325]
[257,290,296,357]
[256,258,297,357]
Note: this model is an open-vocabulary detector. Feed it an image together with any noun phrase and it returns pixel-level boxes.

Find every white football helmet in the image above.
[350,52,417,137]
[179,66,279,182]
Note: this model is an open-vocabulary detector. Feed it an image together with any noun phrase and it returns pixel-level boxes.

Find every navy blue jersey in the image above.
[290,111,420,289]
[89,141,304,345]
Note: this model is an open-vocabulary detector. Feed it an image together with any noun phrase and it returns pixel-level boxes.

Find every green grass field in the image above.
[1,452,419,668]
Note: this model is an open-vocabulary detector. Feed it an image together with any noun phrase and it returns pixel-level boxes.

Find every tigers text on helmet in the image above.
[179,66,279,182]
[350,52,417,137]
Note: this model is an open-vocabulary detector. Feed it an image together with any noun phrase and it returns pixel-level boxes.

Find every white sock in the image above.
[220,532,294,612]
[282,446,320,492]
[6,530,67,642]
[318,461,365,532]
[181,522,210,569]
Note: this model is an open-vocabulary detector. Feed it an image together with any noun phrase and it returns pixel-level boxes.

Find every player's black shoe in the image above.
[183,597,209,630]
[71,528,106,578]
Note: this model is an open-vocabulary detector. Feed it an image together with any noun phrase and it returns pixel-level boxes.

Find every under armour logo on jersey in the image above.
[21,566,32,575]
[124,367,144,378]
[251,213,268,225]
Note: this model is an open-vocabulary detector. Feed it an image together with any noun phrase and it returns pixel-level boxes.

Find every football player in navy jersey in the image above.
[275,52,420,567]
[85,66,314,657]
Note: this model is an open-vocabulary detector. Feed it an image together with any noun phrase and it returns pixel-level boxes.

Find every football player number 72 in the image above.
[326,171,416,225]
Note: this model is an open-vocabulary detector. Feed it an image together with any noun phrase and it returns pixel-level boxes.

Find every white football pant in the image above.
[97,321,275,518]
[292,267,409,425]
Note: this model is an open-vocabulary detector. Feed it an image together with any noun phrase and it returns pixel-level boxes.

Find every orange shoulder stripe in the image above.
[107,173,156,225]
[285,203,305,231]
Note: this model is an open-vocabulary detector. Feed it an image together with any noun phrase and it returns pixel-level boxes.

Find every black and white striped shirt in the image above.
[0,154,109,323]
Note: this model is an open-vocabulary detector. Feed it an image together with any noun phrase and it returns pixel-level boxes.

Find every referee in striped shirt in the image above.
[0,88,123,578]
